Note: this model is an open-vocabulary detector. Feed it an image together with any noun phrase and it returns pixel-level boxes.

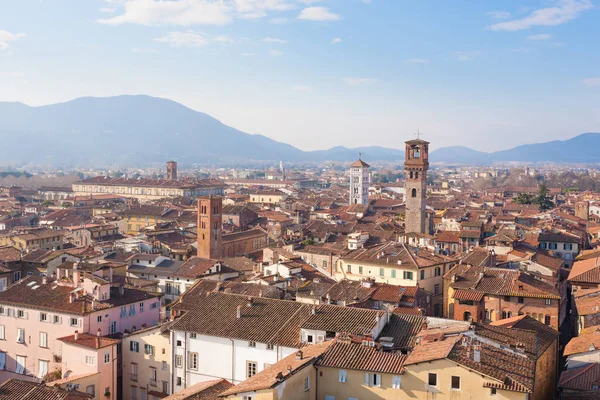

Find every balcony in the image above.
[130,374,138,382]
[150,379,157,387]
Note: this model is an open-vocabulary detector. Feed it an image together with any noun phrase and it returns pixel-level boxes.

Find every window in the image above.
[162,381,169,394]
[428,373,438,387]
[243,397,253,400]
[403,271,413,280]
[176,377,182,386]
[0,325,4,340]
[545,299,551,305]
[411,188,417,198]
[39,332,48,348]
[434,284,440,295]
[490,387,497,395]
[322,260,327,269]
[545,315,551,325]
[247,361,258,378]
[70,317,79,327]
[364,373,381,387]
[38,360,49,379]
[110,321,117,334]
[175,355,183,368]
[189,352,198,370]
[17,328,25,343]
[104,352,110,364]
[131,387,138,400]
[0,353,5,370]
[307,335,314,343]
[338,369,347,383]
[565,243,573,250]
[451,376,460,390]
[53,315,61,324]
[504,296,511,301]
[144,344,155,356]
[15,355,26,374]
[165,283,172,294]
[420,270,425,280]
[130,341,140,353]
[39,313,47,322]
[139,302,144,313]
[391,269,396,278]
[267,343,274,350]
[86,385,95,397]
[248,341,256,348]
[347,265,351,273]
[162,361,168,370]
[379,268,384,277]
[358,266,363,274]
[97,315,102,322]
[392,375,401,389]
[129,304,136,316]
[14,271,21,282]
[177,340,182,346]
[435,267,441,276]
[549,243,557,250]
[518,296,524,304]
[85,356,95,366]
[17,310,25,318]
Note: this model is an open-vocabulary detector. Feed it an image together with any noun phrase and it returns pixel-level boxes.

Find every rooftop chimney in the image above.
[42,277,47,285]
[473,344,481,362]
[312,306,318,315]
[236,305,242,319]
[74,330,79,340]
[56,268,62,281]
[119,284,125,296]
[97,328,101,337]
[295,350,303,360]
[247,297,254,307]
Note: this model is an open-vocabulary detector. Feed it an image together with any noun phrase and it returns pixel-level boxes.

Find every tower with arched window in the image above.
[349,157,370,205]
[197,195,222,259]
[405,138,429,233]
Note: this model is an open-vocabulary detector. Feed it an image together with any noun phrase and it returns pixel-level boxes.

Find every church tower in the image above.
[404,138,429,233]
[349,157,370,205]
[197,196,222,259]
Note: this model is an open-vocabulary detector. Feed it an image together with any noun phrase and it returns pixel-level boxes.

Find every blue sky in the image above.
[1,0,599,152]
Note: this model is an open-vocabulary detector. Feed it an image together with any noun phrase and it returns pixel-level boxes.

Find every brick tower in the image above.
[404,138,429,234]
[575,200,589,221]
[197,196,222,259]
[166,161,177,181]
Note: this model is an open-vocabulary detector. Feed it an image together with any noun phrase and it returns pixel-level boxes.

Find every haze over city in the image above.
[1,0,599,151]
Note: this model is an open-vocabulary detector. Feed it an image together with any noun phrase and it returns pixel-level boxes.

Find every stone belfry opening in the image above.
[404,138,429,234]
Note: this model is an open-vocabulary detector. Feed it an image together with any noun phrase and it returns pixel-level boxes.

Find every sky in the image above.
[0,0,599,152]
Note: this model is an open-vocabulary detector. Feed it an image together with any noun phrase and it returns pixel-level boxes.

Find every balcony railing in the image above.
[150,379,157,387]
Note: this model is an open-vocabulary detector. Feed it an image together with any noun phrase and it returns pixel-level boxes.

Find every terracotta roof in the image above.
[569,258,600,284]
[350,159,370,168]
[316,340,406,374]
[565,327,600,356]
[0,379,91,400]
[405,335,461,364]
[453,289,484,301]
[436,231,460,243]
[559,363,600,392]
[379,313,424,350]
[220,343,330,396]
[163,379,232,400]
[58,333,121,349]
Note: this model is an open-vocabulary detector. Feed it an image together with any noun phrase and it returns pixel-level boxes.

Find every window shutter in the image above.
[364,373,369,386]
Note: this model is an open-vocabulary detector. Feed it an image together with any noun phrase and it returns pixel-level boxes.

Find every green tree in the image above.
[515,193,533,205]
[532,184,555,211]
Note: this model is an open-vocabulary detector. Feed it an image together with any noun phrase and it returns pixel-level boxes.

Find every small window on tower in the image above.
[409,171,413,179]
[415,171,419,179]
[412,188,417,198]
[413,146,421,158]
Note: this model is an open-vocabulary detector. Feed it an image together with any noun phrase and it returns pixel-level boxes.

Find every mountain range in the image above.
[0,95,598,167]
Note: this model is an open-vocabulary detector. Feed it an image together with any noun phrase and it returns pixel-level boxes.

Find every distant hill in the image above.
[0,95,598,166]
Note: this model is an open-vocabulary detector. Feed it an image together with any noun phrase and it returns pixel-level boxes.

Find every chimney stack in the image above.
[42,276,47,285]
[295,350,303,360]
[56,268,62,281]
[312,306,318,315]
[72,263,81,287]
[247,297,254,307]
[74,330,79,340]
[236,305,242,319]
[97,328,101,337]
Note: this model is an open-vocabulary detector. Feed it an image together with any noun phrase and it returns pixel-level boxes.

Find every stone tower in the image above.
[197,196,222,259]
[166,161,178,181]
[575,200,589,221]
[349,157,370,205]
[404,138,429,234]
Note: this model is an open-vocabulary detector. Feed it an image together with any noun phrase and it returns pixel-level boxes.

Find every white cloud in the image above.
[0,30,25,50]
[269,50,283,56]
[154,31,233,47]
[241,52,255,56]
[527,33,552,41]
[406,58,430,64]
[330,37,342,44]
[488,0,593,31]
[453,51,480,61]
[262,37,288,43]
[98,0,295,26]
[292,85,313,91]
[298,7,341,21]
[486,10,511,19]
[343,77,379,86]
[132,47,159,53]
[582,77,600,87]
[99,7,117,13]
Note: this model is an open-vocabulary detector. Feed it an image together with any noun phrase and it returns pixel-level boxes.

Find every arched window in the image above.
[411,188,417,198]
[415,171,419,179]
[413,146,421,158]
[409,171,413,179]
[463,311,471,321]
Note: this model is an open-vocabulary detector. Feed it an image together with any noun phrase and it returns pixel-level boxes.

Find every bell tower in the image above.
[404,137,429,234]
[349,156,370,205]
[197,196,222,259]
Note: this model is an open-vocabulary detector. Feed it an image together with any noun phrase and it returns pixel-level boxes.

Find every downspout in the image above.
[230,339,235,383]
[170,330,175,394]
[183,332,187,388]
